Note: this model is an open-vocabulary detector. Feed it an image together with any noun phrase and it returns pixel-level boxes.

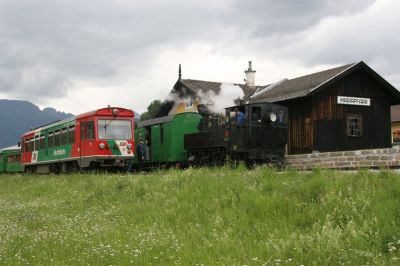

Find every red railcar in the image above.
[20,107,135,173]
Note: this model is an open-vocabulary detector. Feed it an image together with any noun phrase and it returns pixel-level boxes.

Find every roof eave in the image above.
[254,92,309,103]
[307,62,358,96]
[307,61,400,103]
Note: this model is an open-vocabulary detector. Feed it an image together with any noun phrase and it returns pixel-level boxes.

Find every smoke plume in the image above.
[156,100,175,117]
[198,83,244,114]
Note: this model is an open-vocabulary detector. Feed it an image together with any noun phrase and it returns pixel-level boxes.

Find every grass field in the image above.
[0,166,400,265]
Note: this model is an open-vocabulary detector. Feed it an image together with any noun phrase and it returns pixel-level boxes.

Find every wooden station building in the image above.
[251,61,400,154]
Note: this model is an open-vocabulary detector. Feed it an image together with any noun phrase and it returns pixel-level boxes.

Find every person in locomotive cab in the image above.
[145,136,150,160]
[137,138,147,170]
[234,108,245,127]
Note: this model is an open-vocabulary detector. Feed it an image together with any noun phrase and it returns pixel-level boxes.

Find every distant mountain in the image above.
[0,100,73,149]
[134,111,140,124]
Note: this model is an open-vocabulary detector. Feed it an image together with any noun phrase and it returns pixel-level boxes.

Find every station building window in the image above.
[185,99,193,108]
[347,114,362,137]
[393,129,400,143]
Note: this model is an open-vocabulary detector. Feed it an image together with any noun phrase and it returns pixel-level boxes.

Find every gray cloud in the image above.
[0,0,396,108]
[229,0,376,35]
[262,1,400,85]
[0,0,229,98]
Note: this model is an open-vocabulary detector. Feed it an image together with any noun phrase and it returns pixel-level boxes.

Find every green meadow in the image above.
[0,167,400,265]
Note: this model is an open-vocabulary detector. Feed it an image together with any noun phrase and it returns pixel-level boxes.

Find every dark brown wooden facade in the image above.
[251,61,400,155]
[284,69,392,154]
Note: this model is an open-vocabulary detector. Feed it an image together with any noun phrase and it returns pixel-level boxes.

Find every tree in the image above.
[140,100,162,121]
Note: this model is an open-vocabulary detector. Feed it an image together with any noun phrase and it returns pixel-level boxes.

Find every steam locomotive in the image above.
[0,102,288,174]
[184,102,288,166]
[132,102,288,169]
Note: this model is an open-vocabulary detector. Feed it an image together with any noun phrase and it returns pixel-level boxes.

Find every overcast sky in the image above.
[1,0,399,114]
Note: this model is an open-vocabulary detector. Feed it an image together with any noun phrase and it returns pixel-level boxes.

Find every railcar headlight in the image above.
[99,142,106,149]
[112,108,119,115]
[269,112,277,122]
[127,143,132,150]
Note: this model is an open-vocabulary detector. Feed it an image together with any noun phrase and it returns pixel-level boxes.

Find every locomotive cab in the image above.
[225,102,288,163]
[184,102,288,166]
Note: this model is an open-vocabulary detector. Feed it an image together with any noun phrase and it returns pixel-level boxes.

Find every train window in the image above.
[347,115,362,137]
[160,126,164,144]
[230,111,237,127]
[251,107,262,123]
[54,130,61,146]
[9,155,17,163]
[98,120,132,140]
[80,122,86,141]
[29,138,34,151]
[40,135,45,149]
[277,110,285,123]
[69,125,75,144]
[61,128,68,145]
[34,136,40,151]
[48,132,54,148]
[24,139,29,152]
[87,121,95,140]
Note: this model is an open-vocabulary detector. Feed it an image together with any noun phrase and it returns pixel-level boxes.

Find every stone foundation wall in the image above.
[285,145,400,170]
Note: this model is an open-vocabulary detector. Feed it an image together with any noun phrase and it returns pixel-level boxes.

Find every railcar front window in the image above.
[98,120,132,140]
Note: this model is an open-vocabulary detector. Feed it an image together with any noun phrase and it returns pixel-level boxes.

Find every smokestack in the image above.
[178,64,182,80]
[244,61,256,87]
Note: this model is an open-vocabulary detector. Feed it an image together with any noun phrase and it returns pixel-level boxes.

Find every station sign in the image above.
[337,96,370,106]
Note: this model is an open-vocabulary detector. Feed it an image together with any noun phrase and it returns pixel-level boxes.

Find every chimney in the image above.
[244,61,256,87]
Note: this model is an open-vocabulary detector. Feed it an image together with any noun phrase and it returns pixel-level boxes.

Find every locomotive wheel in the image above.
[67,161,80,173]
[49,163,61,174]
[245,159,255,168]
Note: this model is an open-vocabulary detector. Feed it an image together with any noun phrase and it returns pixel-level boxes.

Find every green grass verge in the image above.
[0,166,400,265]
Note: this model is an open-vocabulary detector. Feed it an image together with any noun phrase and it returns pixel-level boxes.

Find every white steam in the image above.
[198,83,244,114]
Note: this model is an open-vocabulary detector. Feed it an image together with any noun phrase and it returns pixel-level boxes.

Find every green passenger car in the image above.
[35,119,76,166]
[0,146,22,173]
[133,112,202,168]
